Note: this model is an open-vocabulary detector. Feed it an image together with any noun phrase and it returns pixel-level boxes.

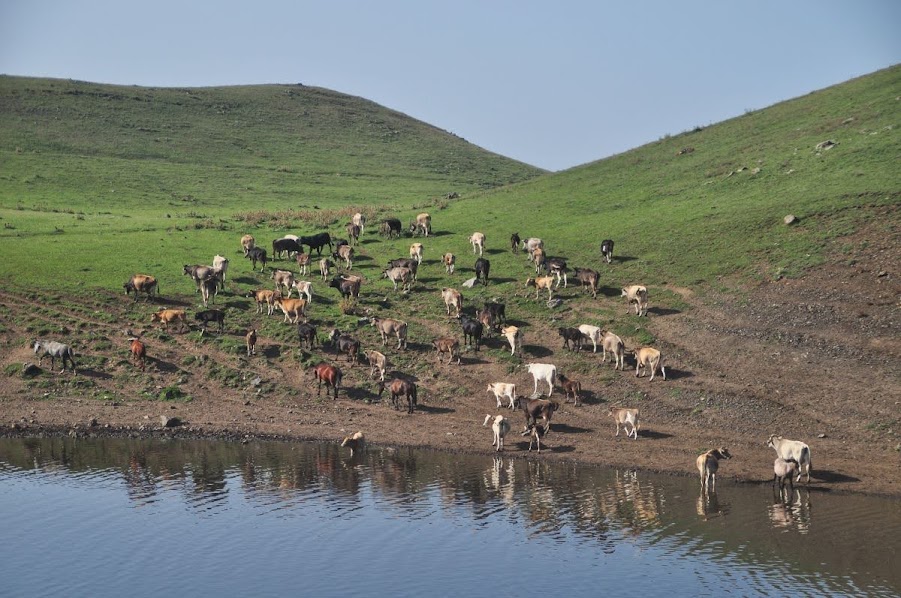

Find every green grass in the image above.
[0,67,898,356]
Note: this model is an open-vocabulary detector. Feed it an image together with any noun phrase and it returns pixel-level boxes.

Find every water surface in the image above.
[0,437,898,597]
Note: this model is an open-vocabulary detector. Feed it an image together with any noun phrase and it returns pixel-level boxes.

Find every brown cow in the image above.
[150,309,188,333]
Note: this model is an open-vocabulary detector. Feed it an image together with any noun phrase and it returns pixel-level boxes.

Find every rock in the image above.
[817,433,827,438]
[461,277,478,288]
[250,376,262,388]
[784,215,798,226]
[160,415,182,428]
[815,140,837,151]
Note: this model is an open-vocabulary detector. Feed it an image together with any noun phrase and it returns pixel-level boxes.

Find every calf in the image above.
[194,309,225,334]
[386,258,419,281]
[247,289,280,316]
[477,308,496,336]
[601,331,626,370]
[379,378,418,414]
[483,414,511,452]
[527,421,548,454]
[441,288,463,317]
[608,408,639,439]
[547,257,567,288]
[432,337,461,365]
[510,232,521,254]
[469,232,485,256]
[312,362,342,398]
[573,268,599,299]
[370,317,408,350]
[521,237,543,260]
[200,275,221,307]
[352,212,366,234]
[459,315,483,351]
[697,447,732,491]
[600,239,614,264]
[379,218,402,238]
[773,458,800,491]
[474,258,490,286]
[245,247,268,272]
[295,251,311,276]
[531,247,547,274]
[129,338,146,371]
[557,373,582,406]
[365,349,388,382]
[410,213,431,237]
[346,222,361,246]
[150,309,188,333]
[292,280,313,304]
[319,258,334,280]
[272,237,301,260]
[443,253,456,274]
[486,382,517,409]
[124,274,158,302]
[382,266,414,292]
[245,329,257,356]
[557,327,586,351]
[484,302,506,325]
[622,285,649,317]
[526,363,556,397]
[333,245,354,270]
[577,325,603,353]
[240,234,256,256]
[766,435,812,483]
[633,347,666,381]
[500,325,522,356]
[328,329,360,365]
[341,431,365,456]
[297,322,318,349]
[409,242,423,264]
[271,269,296,298]
[274,296,307,324]
[525,276,555,301]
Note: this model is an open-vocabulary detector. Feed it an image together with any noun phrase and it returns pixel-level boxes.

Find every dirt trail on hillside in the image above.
[1,230,899,498]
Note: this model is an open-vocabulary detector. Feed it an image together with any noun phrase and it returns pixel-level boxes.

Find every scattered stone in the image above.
[160,415,182,428]
[461,277,478,288]
[22,363,42,378]
[817,433,827,438]
[751,167,761,174]
[815,140,837,151]
[784,215,798,226]
[250,376,262,388]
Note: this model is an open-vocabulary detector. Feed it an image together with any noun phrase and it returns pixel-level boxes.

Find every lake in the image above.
[0,436,898,597]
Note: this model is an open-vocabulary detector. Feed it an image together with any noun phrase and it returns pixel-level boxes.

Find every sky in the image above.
[1,1,898,171]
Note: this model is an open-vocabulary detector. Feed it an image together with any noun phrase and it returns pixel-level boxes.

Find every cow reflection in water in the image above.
[696,486,731,521]
[483,457,516,510]
[768,488,811,534]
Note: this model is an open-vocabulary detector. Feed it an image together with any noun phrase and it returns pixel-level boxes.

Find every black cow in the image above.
[245,247,268,272]
[328,329,360,365]
[511,232,521,254]
[474,257,490,286]
[601,239,614,264]
[272,238,301,260]
[379,218,402,239]
[300,232,333,256]
[484,301,506,325]
[195,309,225,334]
[297,322,317,349]
[329,276,360,299]
[459,315,484,351]
[557,327,586,351]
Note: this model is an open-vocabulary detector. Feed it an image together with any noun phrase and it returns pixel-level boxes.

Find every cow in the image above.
[212,255,229,288]
[459,315,483,351]
[474,257,490,286]
[245,329,257,356]
[432,337,461,365]
[346,222,361,246]
[124,274,158,302]
[443,253,456,274]
[370,317,408,350]
[365,349,388,382]
[486,382,517,410]
[183,264,215,293]
[500,325,522,356]
[297,322,318,350]
[150,309,189,333]
[194,309,225,335]
[600,239,614,264]
[441,288,463,317]
[386,258,419,281]
[382,267,414,292]
[379,378,418,414]
[469,232,486,256]
[526,363,556,397]
[274,296,307,324]
[573,268,599,299]
[333,245,354,270]
[33,340,77,374]
[240,234,256,256]
[245,247,268,272]
[409,213,431,237]
[300,232,333,256]
[633,347,666,381]
[409,242,423,265]
[510,232,521,254]
[296,251,312,276]
[697,448,732,491]
[129,338,146,371]
[379,218,402,238]
[312,362,342,398]
[515,396,558,434]
[247,289,280,316]
[622,285,649,317]
[328,329,360,365]
[272,237,301,260]
[352,212,366,234]
[329,276,360,299]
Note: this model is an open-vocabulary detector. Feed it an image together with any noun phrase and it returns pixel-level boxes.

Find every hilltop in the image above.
[0,68,898,496]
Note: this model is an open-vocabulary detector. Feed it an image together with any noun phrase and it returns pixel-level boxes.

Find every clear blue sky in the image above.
[1,1,898,171]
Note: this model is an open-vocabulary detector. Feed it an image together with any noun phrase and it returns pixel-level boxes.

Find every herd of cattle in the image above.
[32,210,813,491]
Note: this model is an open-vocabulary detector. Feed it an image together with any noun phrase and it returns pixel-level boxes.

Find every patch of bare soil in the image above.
[1,226,898,497]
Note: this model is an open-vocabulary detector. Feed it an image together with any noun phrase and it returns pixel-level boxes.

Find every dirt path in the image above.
[1,234,899,498]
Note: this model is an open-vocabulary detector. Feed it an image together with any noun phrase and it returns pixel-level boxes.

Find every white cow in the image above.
[526,363,556,397]
[767,435,812,483]
[483,414,511,452]
[469,232,486,256]
[486,382,517,409]
[577,324,603,353]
